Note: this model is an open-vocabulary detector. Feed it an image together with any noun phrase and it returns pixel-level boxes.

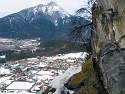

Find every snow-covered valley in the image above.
[0,52,87,94]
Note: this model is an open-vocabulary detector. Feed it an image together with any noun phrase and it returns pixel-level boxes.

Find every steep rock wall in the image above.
[93,0,125,53]
[98,47,125,94]
[93,0,125,94]
[63,1,125,94]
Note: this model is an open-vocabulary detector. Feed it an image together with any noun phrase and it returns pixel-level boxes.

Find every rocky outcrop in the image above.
[64,58,108,94]
[99,47,125,94]
[93,0,125,54]
[64,0,125,94]
[92,0,125,94]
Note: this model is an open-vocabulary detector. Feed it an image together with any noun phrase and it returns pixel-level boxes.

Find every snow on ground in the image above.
[35,75,53,80]
[0,52,87,94]
[62,52,87,58]
[50,66,82,94]
[27,58,37,61]
[66,59,75,62]
[11,64,19,68]
[0,76,11,83]
[39,62,47,67]
[31,70,38,74]
[36,71,54,75]
[6,81,35,90]
[0,38,13,42]
[48,52,88,94]
[3,79,13,85]
[0,55,6,59]
[48,52,87,60]
[34,71,54,81]
[0,68,11,75]
[1,91,35,94]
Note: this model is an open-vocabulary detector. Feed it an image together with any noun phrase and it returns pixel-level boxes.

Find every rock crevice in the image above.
[93,0,125,94]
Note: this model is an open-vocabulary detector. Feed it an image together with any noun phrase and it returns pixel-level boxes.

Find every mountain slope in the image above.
[0,2,89,41]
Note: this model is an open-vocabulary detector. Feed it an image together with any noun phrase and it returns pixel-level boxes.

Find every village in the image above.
[0,52,87,94]
[0,38,40,51]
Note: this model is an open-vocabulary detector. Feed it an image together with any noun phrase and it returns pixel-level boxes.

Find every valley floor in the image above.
[0,52,87,94]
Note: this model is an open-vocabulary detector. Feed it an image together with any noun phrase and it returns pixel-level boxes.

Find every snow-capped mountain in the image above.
[0,1,89,41]
[21,1,71,25]
[31,1,70,18]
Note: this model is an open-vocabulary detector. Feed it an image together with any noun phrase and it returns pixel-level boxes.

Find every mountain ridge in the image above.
[0,1,89,41]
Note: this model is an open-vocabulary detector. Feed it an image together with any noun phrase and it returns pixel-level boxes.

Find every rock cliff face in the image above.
[93,0,125,94]
[99,48,125,94]
[48,1,125,94]
[93,0,125,53]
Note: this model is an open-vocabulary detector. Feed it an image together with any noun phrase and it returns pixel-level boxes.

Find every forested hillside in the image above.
[1,40,85,61]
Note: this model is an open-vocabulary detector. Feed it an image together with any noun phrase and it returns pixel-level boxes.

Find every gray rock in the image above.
[99,49,125,94]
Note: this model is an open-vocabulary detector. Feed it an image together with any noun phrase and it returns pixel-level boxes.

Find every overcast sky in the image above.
[0,0,87,18]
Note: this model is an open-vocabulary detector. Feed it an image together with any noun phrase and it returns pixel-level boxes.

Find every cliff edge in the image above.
[65,0,125,94]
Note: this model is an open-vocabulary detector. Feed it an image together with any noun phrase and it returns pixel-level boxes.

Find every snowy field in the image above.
[6,81,35,90]
[0,68,11,75]
[48,52,87,60]
[0,76,11,83]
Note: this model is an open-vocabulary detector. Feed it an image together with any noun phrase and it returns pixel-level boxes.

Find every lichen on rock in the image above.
[64,58,104,94]
[74,86,98,94]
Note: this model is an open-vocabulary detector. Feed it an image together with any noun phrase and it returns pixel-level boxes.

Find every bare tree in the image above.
[76,0,95,20]
[69,0,96,53]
